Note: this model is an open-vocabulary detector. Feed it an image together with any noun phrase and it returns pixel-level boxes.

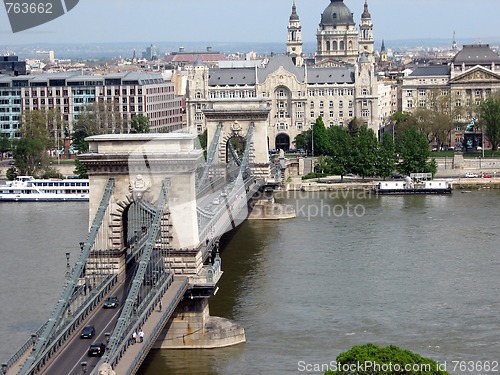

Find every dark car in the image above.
[80,325,95,339]
[103,296,119,309]
[88,343,106,357]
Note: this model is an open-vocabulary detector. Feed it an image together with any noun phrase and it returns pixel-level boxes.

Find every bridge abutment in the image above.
[154,298,245,349]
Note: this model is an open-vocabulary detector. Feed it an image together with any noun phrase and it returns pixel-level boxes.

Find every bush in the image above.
[325,343,448,375]
[302,172,327,180]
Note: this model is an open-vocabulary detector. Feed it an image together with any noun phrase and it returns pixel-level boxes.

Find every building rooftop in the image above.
[408,65,451,77]
[452,44,500,66]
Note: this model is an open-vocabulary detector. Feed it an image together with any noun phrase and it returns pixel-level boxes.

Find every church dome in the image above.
[320,0,355,26]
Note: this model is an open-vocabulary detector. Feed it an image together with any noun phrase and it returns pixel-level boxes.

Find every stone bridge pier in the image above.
[80,133,245,349]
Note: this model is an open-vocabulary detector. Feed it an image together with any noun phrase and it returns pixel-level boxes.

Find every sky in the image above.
[1,0,499,46]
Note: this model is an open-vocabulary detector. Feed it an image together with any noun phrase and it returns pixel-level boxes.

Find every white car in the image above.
[465,172,479,178]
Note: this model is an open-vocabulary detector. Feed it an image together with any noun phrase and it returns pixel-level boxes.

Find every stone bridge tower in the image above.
[203,99,272,180]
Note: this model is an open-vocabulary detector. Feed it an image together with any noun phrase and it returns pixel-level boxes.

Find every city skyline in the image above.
[1,0,499,47]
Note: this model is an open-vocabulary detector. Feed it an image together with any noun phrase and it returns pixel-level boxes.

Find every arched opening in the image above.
[225,136,246,164]
[122,200,154,247]
[326,41,331,51]
[333,41,338,50]
[348,41,353,50]
[340,40,345,50]
[275,133,290,152]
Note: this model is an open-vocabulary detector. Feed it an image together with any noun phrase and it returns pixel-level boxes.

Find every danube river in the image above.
[1,190,499,374]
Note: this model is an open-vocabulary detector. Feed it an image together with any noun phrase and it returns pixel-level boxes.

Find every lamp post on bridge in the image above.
[2,363,8,375]
[31,333,37,351]
[65,252,71,279]
[105,332,110,343]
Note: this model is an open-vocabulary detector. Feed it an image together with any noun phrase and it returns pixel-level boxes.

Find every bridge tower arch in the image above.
[80,134,204,275]
[203,99,271,181]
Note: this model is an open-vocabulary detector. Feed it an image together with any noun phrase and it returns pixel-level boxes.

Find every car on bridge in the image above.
[88,343,106,357]
[465,172,479,178]
[103,296,119,308]
[80,325,95,339]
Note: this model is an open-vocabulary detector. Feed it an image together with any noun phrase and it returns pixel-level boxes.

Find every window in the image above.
[310,111,315,118]
[329,101,334,108]
[310,101,314,109]
[319,101,324,109]
[339,101,343,109]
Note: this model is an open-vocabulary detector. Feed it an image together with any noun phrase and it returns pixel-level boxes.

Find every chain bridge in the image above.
[3,105,291,375]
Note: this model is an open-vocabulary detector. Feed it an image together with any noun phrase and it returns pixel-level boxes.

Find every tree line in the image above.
[4,103,150,179]
[294,116,437,180]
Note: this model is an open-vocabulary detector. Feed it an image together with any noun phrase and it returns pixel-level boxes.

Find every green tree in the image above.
[294,129,312,154]
[72,101,125,152]
[130,114,150,134]
[326,125,351,181]
[314,155,333,174]
[325,343,448,375]
[13,110,51,176]
[350,125,378,180]
[377,131,396,179]
[73,158,88,179]
[312,117,329,156]
[398,127,437,176]
[0,135,11,159]
[479,96,500,155]
[6,166,16,180]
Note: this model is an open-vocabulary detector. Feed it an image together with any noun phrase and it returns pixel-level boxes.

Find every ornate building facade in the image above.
[401,44,500,147]
[186,0,380,151]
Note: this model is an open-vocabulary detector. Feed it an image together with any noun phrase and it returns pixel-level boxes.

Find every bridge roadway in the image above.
[6,176,264,375]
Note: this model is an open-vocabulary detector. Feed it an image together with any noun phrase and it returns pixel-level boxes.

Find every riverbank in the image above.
[286,175,500,192]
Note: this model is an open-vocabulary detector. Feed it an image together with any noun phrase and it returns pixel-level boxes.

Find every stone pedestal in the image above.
[155,298,245,349]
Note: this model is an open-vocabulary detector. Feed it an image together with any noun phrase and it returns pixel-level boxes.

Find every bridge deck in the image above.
[111,277,188,375]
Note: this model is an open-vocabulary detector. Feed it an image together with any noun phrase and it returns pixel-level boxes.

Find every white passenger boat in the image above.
[373,173,453,195]
[0,176,89,202]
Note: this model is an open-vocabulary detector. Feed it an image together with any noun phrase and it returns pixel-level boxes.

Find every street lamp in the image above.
[105,332,110,343]
[31,333,37,351]
[2,363,8,375]
[65,252,71,279]
[80,361,87,373]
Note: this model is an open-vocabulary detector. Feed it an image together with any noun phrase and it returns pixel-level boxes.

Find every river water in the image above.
[1,190,499,374]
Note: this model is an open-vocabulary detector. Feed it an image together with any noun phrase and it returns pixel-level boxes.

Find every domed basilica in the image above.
[186,0,381,151]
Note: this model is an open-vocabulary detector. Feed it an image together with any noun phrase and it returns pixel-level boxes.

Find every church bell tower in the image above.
[359,0,374,62]
[287,1,304,66]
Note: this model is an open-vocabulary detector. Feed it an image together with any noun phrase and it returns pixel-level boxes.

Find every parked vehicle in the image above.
[465,172,479,178]
[482,174,492,178]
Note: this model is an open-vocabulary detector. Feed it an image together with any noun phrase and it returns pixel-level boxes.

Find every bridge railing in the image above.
[20,275,117,375]
[92,276,189,375]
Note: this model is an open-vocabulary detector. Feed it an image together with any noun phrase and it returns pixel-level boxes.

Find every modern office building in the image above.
[0,71,184,139]
[0,55,27,76]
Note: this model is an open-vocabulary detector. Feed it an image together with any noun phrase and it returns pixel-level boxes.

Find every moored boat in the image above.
[0,176,89,202]
[373,173,452,195]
